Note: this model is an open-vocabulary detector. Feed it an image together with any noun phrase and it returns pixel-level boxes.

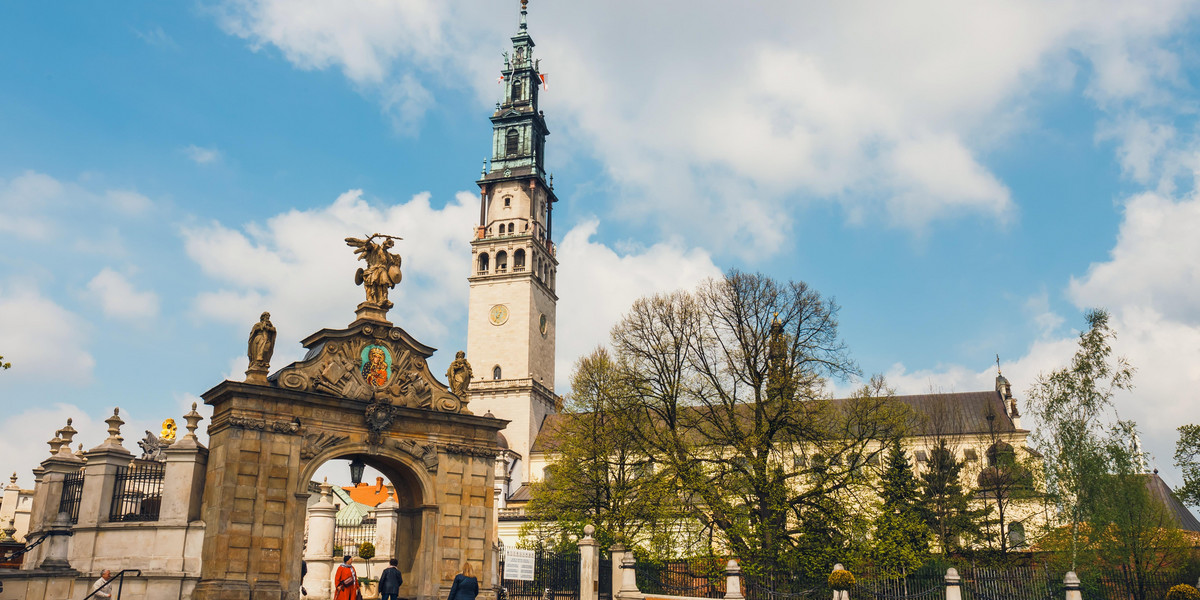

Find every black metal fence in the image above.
[500,550,582,600]
[636,558,728,599]
[600,556,613,600]
[744,571,829,600]
[109,460,165,522]
[58,468,85,524]
[332,518,377,555]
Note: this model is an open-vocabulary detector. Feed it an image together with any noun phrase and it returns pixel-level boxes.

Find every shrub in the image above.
[828,569,856,591]
[1166,584,1200,600]
[359,542,376,561]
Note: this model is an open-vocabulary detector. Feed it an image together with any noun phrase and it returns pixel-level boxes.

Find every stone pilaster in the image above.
[161,405,209,525]
[304,481,337,600]
[577,525,599,600]
[373,488,400,565]
[23,419,85,571]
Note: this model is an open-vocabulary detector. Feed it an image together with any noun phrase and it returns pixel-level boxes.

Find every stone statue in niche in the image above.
[345,234,403,315]
[446,351,472,399]
[245,311,276,384]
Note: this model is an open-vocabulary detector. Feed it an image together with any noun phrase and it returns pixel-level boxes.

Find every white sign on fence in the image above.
[504,549,536,581]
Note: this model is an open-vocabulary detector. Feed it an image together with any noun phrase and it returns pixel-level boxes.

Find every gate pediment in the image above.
[270,319,468,414]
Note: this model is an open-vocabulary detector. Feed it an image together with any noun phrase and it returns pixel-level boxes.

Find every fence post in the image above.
[944,568,961,600]
[619,553,642,599]
[26,418,87,571]
[579,525,600,600]
[610,544,627,600]
[1063,572,1081,600]
[725,559,744,600]
[304,480,338,600]
[832,564,848,600]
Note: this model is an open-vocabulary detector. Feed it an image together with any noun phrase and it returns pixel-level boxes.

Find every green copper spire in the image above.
[481,0,548,183]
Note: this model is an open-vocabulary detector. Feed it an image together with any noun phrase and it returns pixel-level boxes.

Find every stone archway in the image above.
[191,312,507,600]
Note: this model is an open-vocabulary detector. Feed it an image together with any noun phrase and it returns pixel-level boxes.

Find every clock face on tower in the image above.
[489,304,510,326]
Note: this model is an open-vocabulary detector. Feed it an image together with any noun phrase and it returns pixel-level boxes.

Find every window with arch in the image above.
[507,223,514,234]
[493,365,502,380]
[506,129,519,156]
[514,248,526,271]
[477,253,489,274]
[496,250,508,272]
[511,78,523,103]
[503,196,511,207]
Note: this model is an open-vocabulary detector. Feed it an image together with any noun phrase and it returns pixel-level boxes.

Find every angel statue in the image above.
[345,234,403,309]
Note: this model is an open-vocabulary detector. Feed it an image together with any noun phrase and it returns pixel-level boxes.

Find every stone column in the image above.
[304,480,338,600]
[1064,572,1081,600]
[0,474,20,537]
[618,553,641,600]
[578,525,599,600]
[945,568,961,600]
[161,403,208,524]
[78,410,133,528]
[609,544,626,600]
[24,419,85,571]
[724,560,744,600]
[38,512,75,570]
[831,564,849,600]
[374,487,401,566]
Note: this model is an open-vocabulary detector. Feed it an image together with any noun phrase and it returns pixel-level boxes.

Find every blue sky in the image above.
[3,1,1200,492]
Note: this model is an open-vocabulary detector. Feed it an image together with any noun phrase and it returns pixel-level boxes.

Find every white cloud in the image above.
[0,283,94,384]
[554,218,722,385]
[211,0,1199,255]
[106,190,154,215]
[0,171,65,240]
[182,189,477,355]
[184,145,222,165]
[85,268,161,321]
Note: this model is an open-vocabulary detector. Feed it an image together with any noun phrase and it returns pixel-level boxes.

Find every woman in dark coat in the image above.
[447,562,479,600]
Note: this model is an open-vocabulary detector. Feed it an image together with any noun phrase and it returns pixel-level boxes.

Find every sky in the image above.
[2,1,1200,494]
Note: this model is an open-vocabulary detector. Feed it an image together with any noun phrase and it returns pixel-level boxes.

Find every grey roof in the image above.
[532,390,1019,453]
[1146,472,1200,532]
[508,483,532,502]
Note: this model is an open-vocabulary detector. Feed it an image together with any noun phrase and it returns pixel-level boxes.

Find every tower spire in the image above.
[519,0,529,32]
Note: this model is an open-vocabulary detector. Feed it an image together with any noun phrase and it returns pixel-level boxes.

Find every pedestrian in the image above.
[91,569,115,599]
[301,559,308,596]
[447,562,479,600]
[334,555,359,600]
[378,558,403,600]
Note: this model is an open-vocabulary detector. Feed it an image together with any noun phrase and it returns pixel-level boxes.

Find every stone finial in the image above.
[183,402,204,441]
[0,517,15,543]
[56,419,78,458]
[319,478,333,504]
[105,408,125,445]
[75,444,86,461]
[583,524,595,539]
[6,473,16,490]
[47,434,64,457]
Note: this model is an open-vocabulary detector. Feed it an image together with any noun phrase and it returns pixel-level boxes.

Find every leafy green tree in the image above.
[1092,421,1191,600]
[919,439,982,554]
[1174,424,1200,507]
[1027,309,1133,569]
[608,271,912,580]
[523,348,681,553]
[871,439,929,576]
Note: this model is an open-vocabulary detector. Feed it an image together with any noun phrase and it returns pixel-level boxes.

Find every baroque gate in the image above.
[194,235,506,600]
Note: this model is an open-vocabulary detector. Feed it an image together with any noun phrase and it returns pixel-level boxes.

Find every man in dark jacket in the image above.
[378,558,403,600]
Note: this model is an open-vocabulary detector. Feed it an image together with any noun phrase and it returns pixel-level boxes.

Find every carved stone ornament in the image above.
[393,439,439,472]
[229,415,302,435]
[442,443,501,460]
[364,400,397,446]
[271,321,469,414]
[137,430,169,462]
[301,432,350,460]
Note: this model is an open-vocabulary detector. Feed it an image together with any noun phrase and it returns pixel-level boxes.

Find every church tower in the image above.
[467,0,558,491]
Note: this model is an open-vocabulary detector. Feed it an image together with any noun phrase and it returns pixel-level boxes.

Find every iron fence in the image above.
[332,518,377,556]
[59,468,85,524]
[599,556,613,600]
[500,550,581,600]
[744,571,829,600]
[109,460,165,522]
[636,558,728,599]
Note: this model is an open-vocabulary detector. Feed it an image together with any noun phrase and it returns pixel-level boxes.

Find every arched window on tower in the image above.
[496,250,508,273]
[511,78,523,103]
[514,249,526,271]
[507,223,515,234]
[493,365,502,380]
[506,129,519,156]
[477,253,489,274]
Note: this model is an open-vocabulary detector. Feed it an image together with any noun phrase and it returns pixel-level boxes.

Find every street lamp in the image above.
[349,457,366,486]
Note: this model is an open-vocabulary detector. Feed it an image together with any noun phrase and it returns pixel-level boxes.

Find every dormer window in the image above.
[506,129,519,156]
